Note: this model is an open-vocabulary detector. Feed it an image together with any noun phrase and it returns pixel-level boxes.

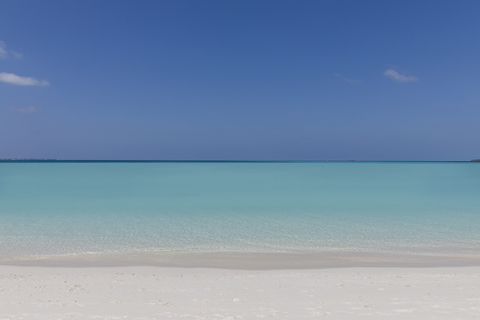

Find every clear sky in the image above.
[0,0,479,160]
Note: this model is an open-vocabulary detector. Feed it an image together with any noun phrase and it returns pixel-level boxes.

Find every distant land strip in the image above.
[0,158,59,161]
[0,159,480,162]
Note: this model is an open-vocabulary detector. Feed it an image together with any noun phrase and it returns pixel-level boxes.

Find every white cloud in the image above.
[0,72,50,86]
[384,69,418,82]
[5,106,40,114]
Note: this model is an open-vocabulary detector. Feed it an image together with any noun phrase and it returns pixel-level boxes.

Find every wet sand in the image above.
[3,250,480,269]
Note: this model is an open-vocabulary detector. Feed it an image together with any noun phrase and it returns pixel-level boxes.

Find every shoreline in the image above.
[3,250,480,269]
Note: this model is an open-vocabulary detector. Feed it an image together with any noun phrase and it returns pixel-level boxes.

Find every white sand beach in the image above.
[2,265,480,319]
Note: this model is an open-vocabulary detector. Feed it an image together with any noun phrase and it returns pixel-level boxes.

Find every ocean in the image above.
[1,161,479,267]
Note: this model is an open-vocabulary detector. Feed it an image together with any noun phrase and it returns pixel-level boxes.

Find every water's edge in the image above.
[2,251,480,270]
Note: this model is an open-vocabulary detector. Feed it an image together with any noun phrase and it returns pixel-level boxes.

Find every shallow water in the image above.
[1,161,479,264]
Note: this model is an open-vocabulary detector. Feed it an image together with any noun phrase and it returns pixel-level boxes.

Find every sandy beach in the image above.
[2,265,480,319]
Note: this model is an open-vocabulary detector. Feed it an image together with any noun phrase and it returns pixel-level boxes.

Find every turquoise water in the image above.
[0,161,479,260]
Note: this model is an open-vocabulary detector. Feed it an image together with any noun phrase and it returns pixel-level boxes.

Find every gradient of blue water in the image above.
[1,162,479,259]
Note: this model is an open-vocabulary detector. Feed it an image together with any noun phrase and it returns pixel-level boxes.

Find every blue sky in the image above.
[0,0,479,160]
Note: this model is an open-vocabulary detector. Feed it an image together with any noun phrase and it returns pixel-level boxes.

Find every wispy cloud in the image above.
[11,51,23,59]
[334,73,362,84]
[345,78,362,84]
[5,106,40,114]
[0,41,7,59]
[0,41,22,59]
[0,72,50,86]
[384,69,418,82]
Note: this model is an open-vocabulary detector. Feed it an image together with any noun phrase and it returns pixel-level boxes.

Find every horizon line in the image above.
[1,159,479,163]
